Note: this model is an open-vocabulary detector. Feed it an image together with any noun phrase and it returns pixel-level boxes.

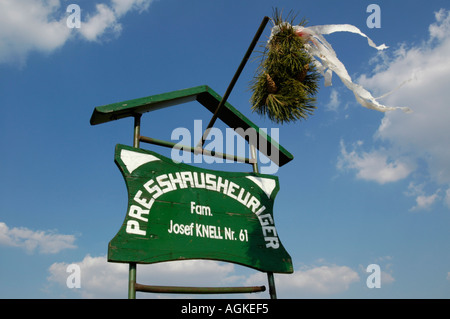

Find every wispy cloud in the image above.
[404,182,441,211]
[326,89,340,112]
[337,140,414,184]
[78,3,122,42]
[342,9,450,208]
[78,0,152,41]
[0,222,76,254]
[0,0,153,65]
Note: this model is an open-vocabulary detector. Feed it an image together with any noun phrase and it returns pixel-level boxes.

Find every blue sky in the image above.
[1,0,449,299]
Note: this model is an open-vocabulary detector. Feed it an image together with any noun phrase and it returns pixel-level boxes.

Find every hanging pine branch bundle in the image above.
[251,9,320,124]
[251,9,411,122]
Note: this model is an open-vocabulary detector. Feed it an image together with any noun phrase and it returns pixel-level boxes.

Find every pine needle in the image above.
[250,8,320,124]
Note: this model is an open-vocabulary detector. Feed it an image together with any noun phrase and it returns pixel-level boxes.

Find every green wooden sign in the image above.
[109,144,293,274]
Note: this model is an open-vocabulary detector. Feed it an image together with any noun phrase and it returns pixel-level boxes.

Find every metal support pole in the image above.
[266,271,277,300]
[250,143,259,173]
[139,135,253,164]
[128,263,137,299]
[128,114,141,299]
[133,114,141,149]
[250,144,277,300]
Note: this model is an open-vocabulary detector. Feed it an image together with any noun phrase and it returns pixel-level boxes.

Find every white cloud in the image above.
[405,182,441,211]
[445,188,450,208]
[0,222,76,254]
[360,9,450,192]
[79,0,153,41]
[337,140,414,184]
[48,255,128,298]
[112,0,152,16]
[47,254,361,298]
[340,9,450,208]
[246,264,360,297]
[326,89,340,111]
[0,0,70,64]
[0,0,153,65]
[78,3,124,42]
[429,8,450,41]
[380,271,395,285]
[415,194,440,210]
[47,255,241,298]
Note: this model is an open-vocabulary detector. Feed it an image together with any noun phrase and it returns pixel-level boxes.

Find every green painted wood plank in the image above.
[90,85,294,167]
[90,85,208,125]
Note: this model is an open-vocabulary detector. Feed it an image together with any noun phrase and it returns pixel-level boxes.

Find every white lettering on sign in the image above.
[224,227,235,240]
[190,201,212,216]
[167,220,195,236]
[126,220,146,236]
[195,223,224,240]
[167,219,251,243]
[125,171,280,249]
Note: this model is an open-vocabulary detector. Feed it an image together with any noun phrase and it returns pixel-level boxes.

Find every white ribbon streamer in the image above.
[269,23,412,113]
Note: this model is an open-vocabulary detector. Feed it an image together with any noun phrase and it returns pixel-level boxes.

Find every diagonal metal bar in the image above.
[195,16,270,150]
